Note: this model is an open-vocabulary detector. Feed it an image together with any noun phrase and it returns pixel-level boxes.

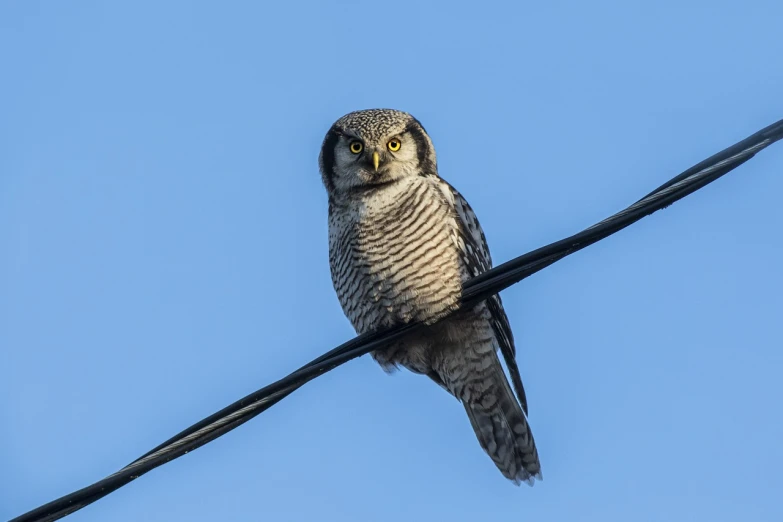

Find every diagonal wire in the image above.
[10,117,783,522]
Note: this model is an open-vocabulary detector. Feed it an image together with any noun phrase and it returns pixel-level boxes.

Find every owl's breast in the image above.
[329,178,463,333]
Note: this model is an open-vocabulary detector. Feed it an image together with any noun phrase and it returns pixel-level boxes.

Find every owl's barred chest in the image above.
[328,178,466,333]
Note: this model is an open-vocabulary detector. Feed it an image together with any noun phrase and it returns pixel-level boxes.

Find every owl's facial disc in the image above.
[346,133,401,172]
[341,131,413,184]
[319,109,438,196]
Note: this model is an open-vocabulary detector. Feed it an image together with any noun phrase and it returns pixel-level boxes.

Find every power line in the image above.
[10,117,783,522]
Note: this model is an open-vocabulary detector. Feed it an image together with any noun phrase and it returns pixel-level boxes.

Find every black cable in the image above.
[11,117,783,522]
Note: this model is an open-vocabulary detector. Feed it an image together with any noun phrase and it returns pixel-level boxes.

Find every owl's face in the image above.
[319,109,438,196]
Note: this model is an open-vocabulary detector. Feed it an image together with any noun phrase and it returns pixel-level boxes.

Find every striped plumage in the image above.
[319,109,542,484]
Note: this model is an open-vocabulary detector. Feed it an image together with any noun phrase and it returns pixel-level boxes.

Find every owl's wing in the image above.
[441,180,530,415]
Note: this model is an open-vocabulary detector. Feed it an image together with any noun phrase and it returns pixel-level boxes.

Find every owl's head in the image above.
[319,109,438,196]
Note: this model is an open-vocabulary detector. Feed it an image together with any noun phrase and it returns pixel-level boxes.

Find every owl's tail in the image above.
[462,358,542,485]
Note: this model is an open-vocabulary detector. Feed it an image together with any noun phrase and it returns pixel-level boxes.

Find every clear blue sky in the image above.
[2,1,782,521]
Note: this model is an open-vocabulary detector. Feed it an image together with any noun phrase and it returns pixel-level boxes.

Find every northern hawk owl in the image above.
[319,108,541,484]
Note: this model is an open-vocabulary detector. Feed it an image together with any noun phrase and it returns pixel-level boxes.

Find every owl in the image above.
[319,108,541,484]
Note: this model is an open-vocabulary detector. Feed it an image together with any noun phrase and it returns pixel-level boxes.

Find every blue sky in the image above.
[2,1,782,521]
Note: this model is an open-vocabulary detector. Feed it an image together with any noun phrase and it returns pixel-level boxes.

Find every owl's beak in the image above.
[372,151,380,172]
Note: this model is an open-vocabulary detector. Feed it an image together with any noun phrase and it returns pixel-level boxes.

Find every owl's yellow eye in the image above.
[387,139,401,152]
[349,141,363,154]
